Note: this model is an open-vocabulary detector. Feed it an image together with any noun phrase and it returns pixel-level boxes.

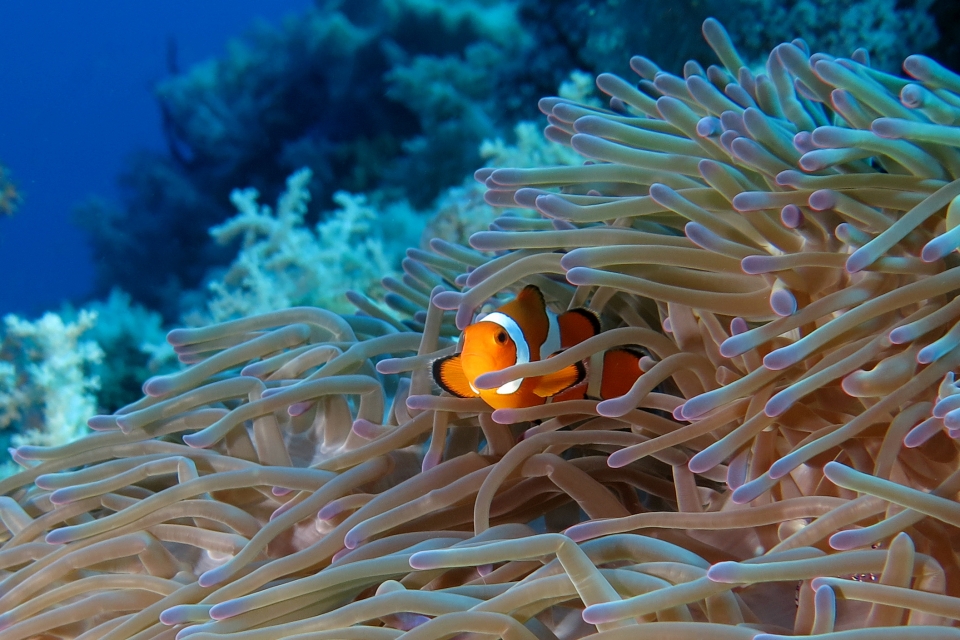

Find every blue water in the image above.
[0,0,311,317]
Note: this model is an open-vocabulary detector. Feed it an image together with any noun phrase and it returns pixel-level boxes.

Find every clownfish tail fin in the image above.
[432,354,478,398]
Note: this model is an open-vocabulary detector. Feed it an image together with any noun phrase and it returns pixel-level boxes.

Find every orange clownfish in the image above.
[432,285,644,410]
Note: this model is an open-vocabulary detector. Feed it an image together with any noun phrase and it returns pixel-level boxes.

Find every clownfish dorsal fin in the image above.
[557,307,601,349]
[532,355,586,398]
[432,354,479,398]
[497,285,549,357]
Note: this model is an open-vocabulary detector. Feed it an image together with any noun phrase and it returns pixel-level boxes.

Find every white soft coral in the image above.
[198,168,398,324]
[0,309,102,451]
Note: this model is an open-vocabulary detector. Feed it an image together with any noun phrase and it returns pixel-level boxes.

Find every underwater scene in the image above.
[1,0,960,636]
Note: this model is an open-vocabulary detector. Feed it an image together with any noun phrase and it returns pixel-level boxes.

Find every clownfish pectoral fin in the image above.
[432,354,478,398]
[599,347,645,399]
[532,358,586,398]
[557,307,601,348]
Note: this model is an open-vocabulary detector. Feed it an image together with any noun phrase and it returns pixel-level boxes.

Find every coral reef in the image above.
[724,0,939,71]
[79,290,176,414]
[0,292,174,477]
[74,0,948,324]
[193,168,417,324]
[0,310,102,455]
[77,0,534,318]
[3,17,960,640]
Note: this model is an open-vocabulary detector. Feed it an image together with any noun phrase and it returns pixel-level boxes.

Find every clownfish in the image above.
[432,285,644,409]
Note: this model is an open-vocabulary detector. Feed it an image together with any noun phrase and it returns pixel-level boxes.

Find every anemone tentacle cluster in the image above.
[2,19,960,639]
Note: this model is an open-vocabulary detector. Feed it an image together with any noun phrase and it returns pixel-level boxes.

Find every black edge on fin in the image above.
[566,307,601,335]
[518,284,546,310]
[432,354,477,398]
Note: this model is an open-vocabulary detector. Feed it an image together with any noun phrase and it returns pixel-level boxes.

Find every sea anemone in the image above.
[2,18,960,639]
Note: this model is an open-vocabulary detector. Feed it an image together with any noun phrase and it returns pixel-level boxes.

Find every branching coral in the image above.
[3,18,960,639]
[725,0,939,72]
[195,168,418,324]
[0,311,102,454]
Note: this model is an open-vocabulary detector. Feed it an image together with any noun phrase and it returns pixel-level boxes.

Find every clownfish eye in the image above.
[495,330,508,344]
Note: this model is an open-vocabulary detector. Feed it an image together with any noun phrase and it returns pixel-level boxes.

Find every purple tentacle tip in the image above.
[563,522,595,542]
[729,317,748,335]
[808,189,838,211]
[408,550,442,570]
[900,84,925,109]
[780,204,803,228]
[343,526,364,549]
[455,305,474,331]
[351,418,381,440]
[764,391,794,417]
[88,414,118,431]
[45,528,73,545]
[376,359,399,375]
[944,408,960,430]
[870,117,905,139]
[845,247,873,273]
[739,255,767,275]
[209,601,243,621]
[769,455,799,479]
[596,397,632,418]
[687,451,717,474]
[198,567,228,588]
[165,328,190,346]
[34,473,56,490]
[405,395,436,411]
[828,529,863,550]
[706,561,738,583]
[492,409,520,424]
[431,291,462,311]
[903,417,942,448]
[888,326,911,344]
[160,605,197,626]
[181,433,210,449]
[696,116,722,137]
[934,391,960,418]
[474,371,501,390]
[49,488,75,505]
[142,376,174,397]
[607,449,632,469]
[288,401,314,416]
[679,393,717,420]
[564,267,594,287]
[473,167,494,184]
[770,288,797,317]
[731,477,769,504]
[581,603,615,625]
[422,450,442,472]
[793,131,815,153]
[921,227,960,263]
[763,344,798,371]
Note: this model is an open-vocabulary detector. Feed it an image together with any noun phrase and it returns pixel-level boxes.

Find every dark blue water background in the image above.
[0,0,312,317]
